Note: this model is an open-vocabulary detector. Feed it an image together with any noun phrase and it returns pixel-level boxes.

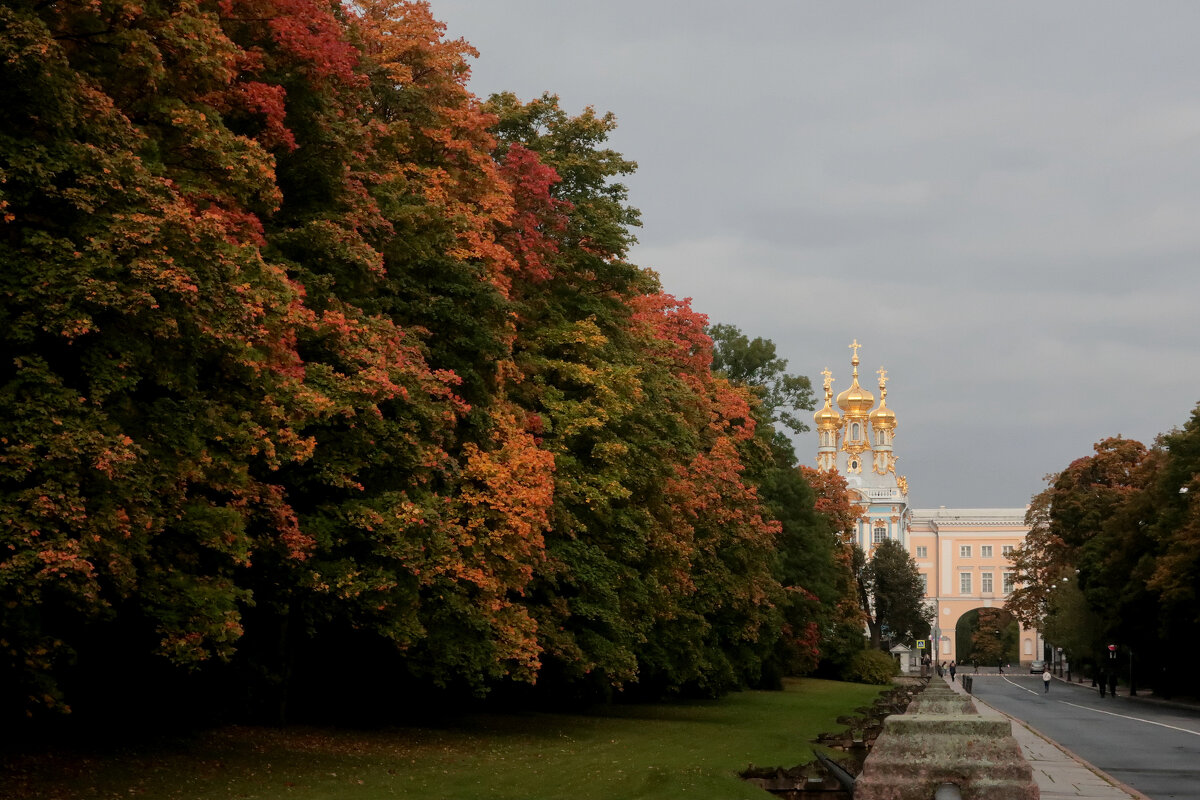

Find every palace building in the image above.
[814,341,1040,666]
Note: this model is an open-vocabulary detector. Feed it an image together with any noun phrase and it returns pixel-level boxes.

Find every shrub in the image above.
[843,650,898,685]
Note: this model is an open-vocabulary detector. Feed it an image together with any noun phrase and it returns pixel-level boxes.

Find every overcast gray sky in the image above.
[433,1,1200,508]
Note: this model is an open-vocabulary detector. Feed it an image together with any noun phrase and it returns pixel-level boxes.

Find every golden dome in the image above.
[835,341,874,416]
[814,367,842,430]
[815,400,842,430]
[870,397,896,429]
[869,368,897,429]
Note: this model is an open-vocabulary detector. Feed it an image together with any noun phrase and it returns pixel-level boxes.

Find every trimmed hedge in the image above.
[844,650,899,685]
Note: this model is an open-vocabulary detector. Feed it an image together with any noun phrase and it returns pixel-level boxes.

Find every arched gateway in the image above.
[814,342,1040,667]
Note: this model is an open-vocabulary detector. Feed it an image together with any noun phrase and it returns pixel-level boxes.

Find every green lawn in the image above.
[3,678,885,800]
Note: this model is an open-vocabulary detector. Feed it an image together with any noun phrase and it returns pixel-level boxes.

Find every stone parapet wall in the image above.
[854,681,1038,800]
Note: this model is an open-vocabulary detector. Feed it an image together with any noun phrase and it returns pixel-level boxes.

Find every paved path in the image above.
[943,676,1149,800]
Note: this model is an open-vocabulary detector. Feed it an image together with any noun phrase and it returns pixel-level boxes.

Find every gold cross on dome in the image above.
[821,367,833,392]
[878,367,888,387]
[849,339,862,361]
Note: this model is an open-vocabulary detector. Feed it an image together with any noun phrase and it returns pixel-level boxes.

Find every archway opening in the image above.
[954,607,1019,668]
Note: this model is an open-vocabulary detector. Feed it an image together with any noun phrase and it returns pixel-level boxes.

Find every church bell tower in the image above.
[814,340,910,550]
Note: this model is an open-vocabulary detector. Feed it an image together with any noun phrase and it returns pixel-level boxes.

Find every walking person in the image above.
[1107,670,1117,698]
[1042,667,1051,693]
[1098,669,1107,698]
[949,661,956,683]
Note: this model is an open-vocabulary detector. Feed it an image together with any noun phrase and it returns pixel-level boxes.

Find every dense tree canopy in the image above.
[709,323,815,450]
[0,0,841,722]
[853,540,931,651]
[1011,418,1200,696]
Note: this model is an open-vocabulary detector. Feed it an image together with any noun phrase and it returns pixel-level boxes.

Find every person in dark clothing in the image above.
[1098,669,1107,698]
[1107,671,1118,698]
[949,661,957,682]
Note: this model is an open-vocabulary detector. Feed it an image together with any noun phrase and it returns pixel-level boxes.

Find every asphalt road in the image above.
[967,674,1200,799]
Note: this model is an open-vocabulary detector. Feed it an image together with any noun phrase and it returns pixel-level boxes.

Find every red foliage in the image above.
[799,465,858,541]
[496,144,569,291]
[630,292,713,379]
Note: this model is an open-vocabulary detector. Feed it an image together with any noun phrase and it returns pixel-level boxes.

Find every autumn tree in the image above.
[1008,438,1150,666]
[709,323,815,454]
[0,0,834,721]
[0,0,321,716]
[967,608,1016,668]
[1010,428,1200,695]
[800,466,867,674]
[708,326,832,678]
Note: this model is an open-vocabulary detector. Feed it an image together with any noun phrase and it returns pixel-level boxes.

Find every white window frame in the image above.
[960,545,972,558]
[873,525,886,543]
[1002,572,1015,594]
[960,572,972,594]
[916,546,927,559]
[980,545,993,558]
[981,572,993,593]
[1002,545,1014,557]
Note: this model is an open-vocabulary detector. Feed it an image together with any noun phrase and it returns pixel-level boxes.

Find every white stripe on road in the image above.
[1057,701,1200,737]
[1000,675,1041,696]
[996,676,1200,735]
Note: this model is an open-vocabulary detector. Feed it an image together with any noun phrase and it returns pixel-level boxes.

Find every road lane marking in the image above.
[1058,701,1200,736]
[1000,675,1041,696]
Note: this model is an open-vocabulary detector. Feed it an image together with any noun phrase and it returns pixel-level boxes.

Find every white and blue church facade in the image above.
[814,341,1043,667]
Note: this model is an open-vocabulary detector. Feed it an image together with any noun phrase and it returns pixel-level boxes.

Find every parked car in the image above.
[1029,659,1046,674]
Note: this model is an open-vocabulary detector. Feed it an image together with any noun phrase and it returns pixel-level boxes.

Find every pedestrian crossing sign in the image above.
[916,640,925,649]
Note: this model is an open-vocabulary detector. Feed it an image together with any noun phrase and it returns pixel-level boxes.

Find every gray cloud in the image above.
[435,0,1200,507]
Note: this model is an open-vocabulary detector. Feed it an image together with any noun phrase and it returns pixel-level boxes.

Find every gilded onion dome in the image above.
[836,340,874,416]
[869,368,897,430]
[814,368,842,430]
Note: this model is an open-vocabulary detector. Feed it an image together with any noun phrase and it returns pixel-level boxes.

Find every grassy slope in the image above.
[4,678,885,800]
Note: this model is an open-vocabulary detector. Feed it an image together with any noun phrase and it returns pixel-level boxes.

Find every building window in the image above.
[919,574,928,593]
[873,526,886,543]
[981,572,993,593]
[1002,545,1014,557]
[960,545,972,558]
[916,546,928,559]
[1002,572,1014,594]
[852,422,860,440]
[960,573,972,594]
[980,545,993,558]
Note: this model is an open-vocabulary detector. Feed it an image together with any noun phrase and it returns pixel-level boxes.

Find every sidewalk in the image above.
[943,676,1150,800]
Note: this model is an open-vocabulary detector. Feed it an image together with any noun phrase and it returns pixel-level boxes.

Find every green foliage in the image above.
[708,324,836,679]
[843,649,898,685]
[855,540,931,650]
[708,323,815,441]
[957,607,1018,666]
[1041,579,1103,668]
